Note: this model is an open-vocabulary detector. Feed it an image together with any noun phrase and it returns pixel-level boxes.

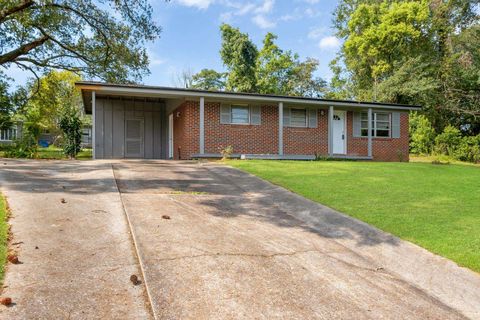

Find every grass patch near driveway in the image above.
[229,160,480,273]
[0,194,8,283]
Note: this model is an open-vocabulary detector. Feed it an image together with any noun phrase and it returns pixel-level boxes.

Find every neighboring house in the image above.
[81,126,92,148]
[76,82,421,161]
[0,123,21,145]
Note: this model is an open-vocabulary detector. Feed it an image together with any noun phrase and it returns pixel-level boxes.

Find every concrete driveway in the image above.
[1,160,479,319]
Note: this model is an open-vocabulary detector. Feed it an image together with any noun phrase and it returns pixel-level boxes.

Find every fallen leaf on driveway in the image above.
[61,198,66,204]
[0,297,12,306]
[130,274,139,285]
[7,254,19,264]
[162,215,170,220]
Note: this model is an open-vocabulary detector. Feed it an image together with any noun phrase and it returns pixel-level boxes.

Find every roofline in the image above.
[75,81,422,111]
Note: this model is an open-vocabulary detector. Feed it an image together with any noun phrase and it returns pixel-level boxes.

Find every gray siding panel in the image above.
[153,108,162,159]
[95,100,104,159]
[103,100,113,158]
[144,110,153,158]
[95,98,165,159]
[112,102,125,158]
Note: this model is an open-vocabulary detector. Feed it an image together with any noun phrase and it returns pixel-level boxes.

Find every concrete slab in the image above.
[0,159,152,320]
[114,161,480,320]
[1,159,478,319]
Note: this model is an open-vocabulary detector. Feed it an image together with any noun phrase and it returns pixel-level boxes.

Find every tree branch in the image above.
[0,0,35,24]
[0,35,49,65]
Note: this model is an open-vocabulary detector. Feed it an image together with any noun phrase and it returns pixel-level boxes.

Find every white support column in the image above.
[278,102,283,156]
[199,97,205,154]
[367,107,373,158]
[328,105,334,156]
[92,91,96,160]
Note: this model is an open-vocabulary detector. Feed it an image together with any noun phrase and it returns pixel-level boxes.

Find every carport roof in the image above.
[76,81,422,114]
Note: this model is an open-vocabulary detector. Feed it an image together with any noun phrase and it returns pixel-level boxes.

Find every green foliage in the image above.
[409,112,436,155]
[454,135,480,163]
[0,79,13,130]
[191,69,226,91]
[194,24,326,97]
[220,24,258,92]
[332,0,480,132]
[434,125,462,156]
[0,0,162,83]
[59,108,82,159]
[4,133,38,159]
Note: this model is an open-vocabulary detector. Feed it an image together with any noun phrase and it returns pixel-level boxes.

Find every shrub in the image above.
[454,135,480,163]
[434,125,462,156]
[409,113,435,155]
[59,108,82,159]
[4,134,37,158]
[219,145,234,160]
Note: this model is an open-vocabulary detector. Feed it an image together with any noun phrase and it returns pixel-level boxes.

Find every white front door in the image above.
[332,110,346,154]
[168,113,174,159]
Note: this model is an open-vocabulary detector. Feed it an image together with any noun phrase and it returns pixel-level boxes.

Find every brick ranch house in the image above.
[76,82,421,161]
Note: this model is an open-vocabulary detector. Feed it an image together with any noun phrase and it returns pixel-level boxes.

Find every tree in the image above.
[0,0,162,84]
[18,70,83,143]
[332,0,480,133]
[194,24,326,97]
[0,80,13,129]
[220,24,258,92]
[191,69,226,91]
[59,107,82,159]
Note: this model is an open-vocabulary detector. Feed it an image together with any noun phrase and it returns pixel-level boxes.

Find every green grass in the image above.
[0,194,8,283]
[0,146,92,160]
[229,159,480,272]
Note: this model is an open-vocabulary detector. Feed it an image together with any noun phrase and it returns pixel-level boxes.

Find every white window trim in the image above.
[230,104,251,125]
[361,112,391,138]
[288,107,308,128]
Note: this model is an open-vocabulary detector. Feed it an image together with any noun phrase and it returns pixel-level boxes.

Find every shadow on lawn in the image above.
[0,158,399,248]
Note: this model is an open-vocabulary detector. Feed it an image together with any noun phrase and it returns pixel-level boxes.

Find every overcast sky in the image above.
[5,0,342,88]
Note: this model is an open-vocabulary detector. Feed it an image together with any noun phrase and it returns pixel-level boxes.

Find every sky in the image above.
[6,0,342,88]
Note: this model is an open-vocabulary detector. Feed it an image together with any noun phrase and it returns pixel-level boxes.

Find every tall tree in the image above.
[194,24,326,97]
[0,0,162,84]
[191,69,226,91]
[18,70,84,142]
[332,0,480,133]
[220,24,258,92]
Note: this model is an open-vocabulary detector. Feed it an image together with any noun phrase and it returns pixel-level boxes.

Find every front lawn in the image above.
[229,160,480,272]
[0,194,8,283]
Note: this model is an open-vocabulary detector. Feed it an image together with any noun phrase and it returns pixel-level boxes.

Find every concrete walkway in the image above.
[0,159,479,319]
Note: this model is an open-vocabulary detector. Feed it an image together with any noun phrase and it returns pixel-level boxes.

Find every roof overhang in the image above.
[76,81,422,114]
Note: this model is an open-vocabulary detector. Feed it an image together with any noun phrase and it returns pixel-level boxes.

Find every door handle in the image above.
[342,134,345,140]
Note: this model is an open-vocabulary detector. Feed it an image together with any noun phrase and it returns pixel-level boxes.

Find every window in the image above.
[290,108,307,127]
[361,112,391,137]
[231,105,250,124]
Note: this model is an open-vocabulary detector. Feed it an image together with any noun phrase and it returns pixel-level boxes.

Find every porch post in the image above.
[92,91,96,160]
[328,105,334,156]
[199,97,205,154]
[278,102,283,156]
[367,107,373,158]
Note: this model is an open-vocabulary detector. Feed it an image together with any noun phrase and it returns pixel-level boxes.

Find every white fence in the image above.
[0,127,17,141]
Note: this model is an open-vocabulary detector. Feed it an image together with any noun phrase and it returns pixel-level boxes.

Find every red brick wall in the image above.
[346,111,410,162]
[205,103,278,154]
[172,101,199,160]
[284,108,329,156]
[172,100,410,162]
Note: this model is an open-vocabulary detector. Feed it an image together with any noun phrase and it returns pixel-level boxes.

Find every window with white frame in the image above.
[290,108,307,127]
[231,105,250,124]
[0,127,17,141]
[361,112,391,137]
